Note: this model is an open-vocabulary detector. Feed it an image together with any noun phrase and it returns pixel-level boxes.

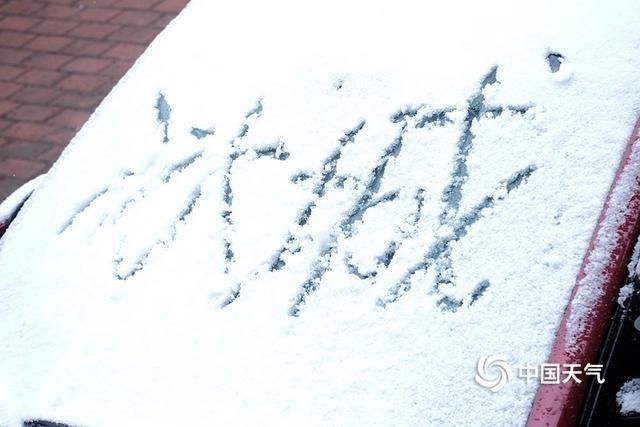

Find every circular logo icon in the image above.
[474,355,512,392]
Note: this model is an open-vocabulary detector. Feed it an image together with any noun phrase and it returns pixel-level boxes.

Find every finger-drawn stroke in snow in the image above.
[283,67,535,316]
[220,66,538,316]
[57,66,537,316]
[57,94,288,281]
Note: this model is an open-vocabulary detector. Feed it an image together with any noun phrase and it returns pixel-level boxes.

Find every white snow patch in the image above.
[618,282,635,307]
[567,137,640,350]
[630,236,640,276]
[618,378,640,415]
[0,175,43,224]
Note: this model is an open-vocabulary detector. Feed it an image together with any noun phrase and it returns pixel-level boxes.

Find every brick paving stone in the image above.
[46,126,76,145]
[50,92,101,109]
[110,10,160,26]
[103,42,145,60]
[1,140,51,159]
[155,0,187,13]
[37,144,65,163]
[76,7,120,23]
[22,52,73,69]
[0,176,24,196]
[0,64,26,80]
[113,0,161,10]
[0,47,32,65]
[6,104,59,122]
[62,57,111,73]
[0,119,10,132]
[0,1,41,16]
[63,38,114,56]
[0,100,17,116]
[57,74,107,92]
[36,5,81,20]
[0,16,41,31]
[151,14,174,29]
[47,0,78,4]
[107,26,158,44]
[48,109,89,129]
[0,30,36,48]
[69,22,119,39]
[0,81,22,98]
[25,35,74,52]
[100,60,130,77]
[10,86,63,104]
[0,0,190,201]
[30,19,79,35]
[0,158,47,180]
[16,68,67,86]
[4,121,58,141]
[44,0,77,5]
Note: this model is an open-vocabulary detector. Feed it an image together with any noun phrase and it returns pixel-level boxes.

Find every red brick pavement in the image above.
[0,0,189,201]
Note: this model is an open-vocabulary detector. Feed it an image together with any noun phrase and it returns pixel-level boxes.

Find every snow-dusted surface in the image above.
[566,135,640,348]
[619,238,640,307]
[618,378,640,415]
[0,175,43,224]
[2,0,640,426]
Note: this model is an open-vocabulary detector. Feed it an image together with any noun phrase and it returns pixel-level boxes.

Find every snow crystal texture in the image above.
[618,379,640,415]
[2,0,640,426]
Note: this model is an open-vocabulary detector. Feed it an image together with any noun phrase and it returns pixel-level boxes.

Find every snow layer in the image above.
[0,175,43,224]
[618,378,640,415]
[2,0,640,426]
[619,237,640,307]
[567,137,640,346]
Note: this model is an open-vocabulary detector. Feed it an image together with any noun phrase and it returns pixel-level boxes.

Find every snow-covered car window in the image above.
[2,0,640,426]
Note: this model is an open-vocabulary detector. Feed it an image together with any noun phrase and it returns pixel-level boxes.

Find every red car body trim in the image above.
[527,117,640,426]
